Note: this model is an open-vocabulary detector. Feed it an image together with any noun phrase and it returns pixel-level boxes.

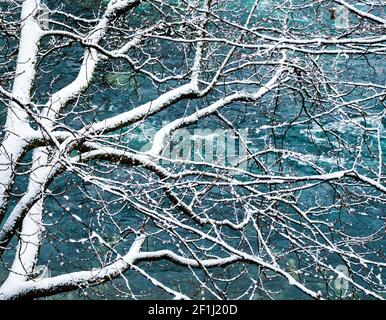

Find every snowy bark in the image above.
[0,149,47,288]
[0,0,42,220]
